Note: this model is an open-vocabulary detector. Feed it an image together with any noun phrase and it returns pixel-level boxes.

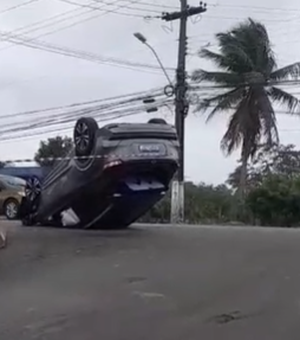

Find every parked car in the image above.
[20,117,179,229]
[0,165,50,190]
[0,175,26,220]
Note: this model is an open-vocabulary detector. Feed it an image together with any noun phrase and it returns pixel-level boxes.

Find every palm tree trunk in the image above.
[239,140,249,199]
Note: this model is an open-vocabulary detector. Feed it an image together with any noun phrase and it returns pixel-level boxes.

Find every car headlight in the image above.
[18,191,25,197]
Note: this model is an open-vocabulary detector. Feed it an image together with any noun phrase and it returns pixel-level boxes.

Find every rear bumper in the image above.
[103,158,178,183]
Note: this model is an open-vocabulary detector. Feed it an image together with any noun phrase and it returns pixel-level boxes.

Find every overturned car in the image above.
[20,117,179,229]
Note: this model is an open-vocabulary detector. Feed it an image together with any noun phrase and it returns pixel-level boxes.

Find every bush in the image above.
[246,175,300,227]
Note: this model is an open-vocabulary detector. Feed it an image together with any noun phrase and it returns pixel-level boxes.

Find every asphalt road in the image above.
[1,223,300,340]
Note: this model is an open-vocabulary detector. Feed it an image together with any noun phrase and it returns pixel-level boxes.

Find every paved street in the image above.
[1,222,300,339]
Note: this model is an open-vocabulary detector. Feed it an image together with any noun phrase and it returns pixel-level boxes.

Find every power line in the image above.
[0,107,163,142]
[61,0,300,23]
[75,0,161,14]
[0,86,164,121]
[189,79,300,90]
[214,3,300,13]
[0,1,292,77]
[60,0,159,18]
[92,0,179,10]
[0,98,173,141]
[0,0,38,14]
[188,102,300,116]
[0,88,169,136]
[0,2,88,41]
[0,1,123,51]
[0,29,176,74]
[0,1,176,75]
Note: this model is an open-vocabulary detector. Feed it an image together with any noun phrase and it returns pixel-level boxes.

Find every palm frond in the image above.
[193,87,244,120]
[220,94,252,155]
[270,62,300,81]
[198,49,231,70]
[220,112,242,156]
[247,19,277,74]
[254,89,279,146]
[191,69,242,86]
[221,90,262,158]
[205,88,246,122]
[217,18,276,76]
[268,86,300,113]
[216,32,255,72]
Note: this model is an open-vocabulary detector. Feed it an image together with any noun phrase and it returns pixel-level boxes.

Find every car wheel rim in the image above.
[75,122,90,151]
[25,177,41,201]
[6,202,17,219]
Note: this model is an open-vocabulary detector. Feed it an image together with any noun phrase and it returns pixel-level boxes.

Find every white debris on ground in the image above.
[61,208,80,226]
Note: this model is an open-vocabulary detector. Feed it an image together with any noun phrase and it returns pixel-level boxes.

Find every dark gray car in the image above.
[20,117,179,229]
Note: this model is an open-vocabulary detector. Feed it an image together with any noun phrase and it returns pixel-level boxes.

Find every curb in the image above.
[0,229,6,249]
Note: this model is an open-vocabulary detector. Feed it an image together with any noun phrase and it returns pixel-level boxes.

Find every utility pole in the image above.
[162,2,207,224]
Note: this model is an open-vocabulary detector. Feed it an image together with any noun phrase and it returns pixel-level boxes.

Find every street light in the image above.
[133,32,174,87]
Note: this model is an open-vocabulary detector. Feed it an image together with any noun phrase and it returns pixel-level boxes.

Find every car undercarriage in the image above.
[19,117,179,229]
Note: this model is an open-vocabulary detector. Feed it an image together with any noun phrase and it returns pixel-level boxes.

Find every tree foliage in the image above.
[34,136,73,167]
[140,182,236,224]
[142,143,300,227]
[246,175,300,227]
[192,18,300,194]
[227,143,300,191]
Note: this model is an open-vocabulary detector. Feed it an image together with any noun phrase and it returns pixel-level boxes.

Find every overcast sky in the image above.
[0,0,299,184]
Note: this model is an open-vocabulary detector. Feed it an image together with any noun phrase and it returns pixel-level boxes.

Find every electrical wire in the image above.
[0,106,164,142]
[60,0,159,18]
[63,0,300,24]
[2,77,300,137]
[0,29,176,74]
[0,93,168,133]
[0,97,173,141]
[0,0,39,14]
[0,1,292,76]
[60,0,162,15]
[92,0,179,10]
[0,86,164,121]
[0,89,169,136]
[0,1,174,75]
[213,3,300,13]
[188,79,300,90]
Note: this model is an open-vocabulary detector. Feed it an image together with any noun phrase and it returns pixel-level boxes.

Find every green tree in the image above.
[246,175,300,227]
[35,136,73,167]
[227,144,300,191]
[139,182,236,224]
[192,18,300,196]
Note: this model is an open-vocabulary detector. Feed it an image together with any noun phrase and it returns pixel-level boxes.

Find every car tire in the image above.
[25,176,41,202]
[3,198,19,220]
[74,117,99,158]
[147,118,167,124]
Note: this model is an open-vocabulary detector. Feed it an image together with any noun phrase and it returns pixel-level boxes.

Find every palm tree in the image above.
[191,18,300,196]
